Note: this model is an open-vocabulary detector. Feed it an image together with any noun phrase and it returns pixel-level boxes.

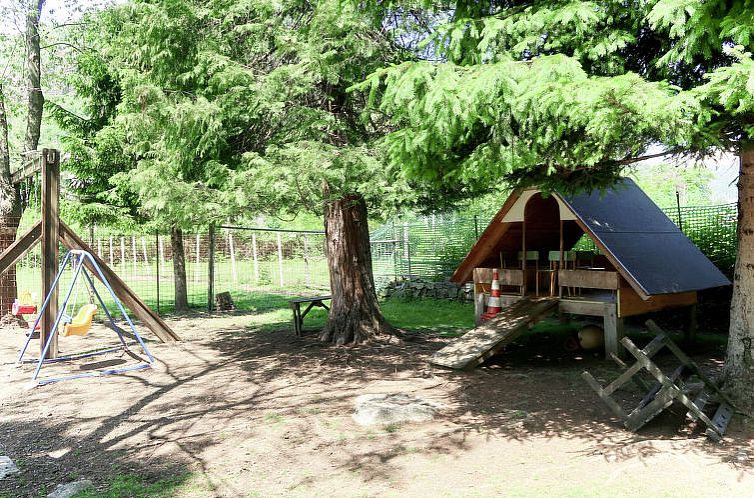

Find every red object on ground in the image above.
[481,269,503,321]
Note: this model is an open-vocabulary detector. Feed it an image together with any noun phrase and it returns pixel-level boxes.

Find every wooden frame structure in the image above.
[0,149,179,359]
[582,320,735,441]
[453,179,730,358]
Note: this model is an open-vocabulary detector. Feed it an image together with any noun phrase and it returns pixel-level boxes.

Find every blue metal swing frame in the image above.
[17,249,154,386]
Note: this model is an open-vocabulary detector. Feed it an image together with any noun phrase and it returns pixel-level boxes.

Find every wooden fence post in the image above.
[208,224,215,311]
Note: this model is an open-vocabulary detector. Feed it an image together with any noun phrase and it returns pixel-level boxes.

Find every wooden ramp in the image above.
[430,297,558,370]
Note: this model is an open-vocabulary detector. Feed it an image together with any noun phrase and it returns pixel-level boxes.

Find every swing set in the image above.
[0,149,180,386]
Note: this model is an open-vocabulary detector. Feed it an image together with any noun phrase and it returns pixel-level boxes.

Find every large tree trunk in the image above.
[725,143,754,413]
[24,0,45,153]
[170,226,190,313]
[319,187,393,345]
[0,85,22,315]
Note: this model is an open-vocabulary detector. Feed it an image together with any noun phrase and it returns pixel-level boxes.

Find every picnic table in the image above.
[289,295,331,336]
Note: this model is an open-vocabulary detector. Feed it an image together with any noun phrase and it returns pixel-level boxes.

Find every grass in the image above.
[70,473,190,498]
[246,298,476,336]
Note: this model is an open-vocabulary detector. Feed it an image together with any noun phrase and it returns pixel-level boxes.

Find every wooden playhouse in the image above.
[449,178,730,359]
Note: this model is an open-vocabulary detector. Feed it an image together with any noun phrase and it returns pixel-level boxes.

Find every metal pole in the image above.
[676,190,684,232]
[277,232,284,287]
[252,233,259,282]
[208,224,215,312]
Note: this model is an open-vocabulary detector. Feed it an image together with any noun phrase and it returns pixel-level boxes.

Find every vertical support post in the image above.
[108,236,114,267]
[40,148,59,359]
[158,234,165,267]
[277,232,284,287]
[603,303,624,359]
[559,219,564,299]
[252,233,259,282]
[685,304,698,343]
[97,238,102,258]
[403,222,411,278]
[474,286,484,326]
[303,235,311,287]
[141,237,150,275]
[521,220,527,296]
[208,224,215,312]
[131,236,138,274]
[228,230,237,283]
[155,231,160,315]
[120,237,126,273]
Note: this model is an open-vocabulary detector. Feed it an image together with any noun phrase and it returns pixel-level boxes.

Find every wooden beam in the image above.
[58,221,180,342]
[558,270,620,290]
[41,149,59,359]
[0,220,41,276]
[10,154,43,184]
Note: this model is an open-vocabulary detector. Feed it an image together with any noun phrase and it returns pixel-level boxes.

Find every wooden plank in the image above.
[705,403,733,442]
[581,371,628,420]
[625,386,677,431]
[558,299,609,316]
[10,154,42,184]
[473,267,523,286]
[558,269,619,290]
[619,286,696,317]
[58,222,180,342]
[40,149,59,359]
[429,297,558,370]
[0,220,41,276]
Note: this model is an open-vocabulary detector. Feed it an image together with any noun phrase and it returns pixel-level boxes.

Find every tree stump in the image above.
[215,291,235,311]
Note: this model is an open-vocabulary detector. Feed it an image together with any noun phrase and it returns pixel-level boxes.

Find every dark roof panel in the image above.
[561,178,730,295]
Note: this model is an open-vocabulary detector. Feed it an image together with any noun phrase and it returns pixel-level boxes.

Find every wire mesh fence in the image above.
[1,201,739,320]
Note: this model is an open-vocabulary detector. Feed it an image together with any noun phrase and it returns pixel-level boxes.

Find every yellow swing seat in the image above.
[61,304,98,337]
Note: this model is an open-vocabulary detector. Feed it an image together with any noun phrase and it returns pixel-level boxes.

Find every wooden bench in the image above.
[289,295,331,336]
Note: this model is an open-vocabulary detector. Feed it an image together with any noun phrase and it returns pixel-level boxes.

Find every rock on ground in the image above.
[352,393,443,426]
[47,480,94,498]
[0,456,19,479]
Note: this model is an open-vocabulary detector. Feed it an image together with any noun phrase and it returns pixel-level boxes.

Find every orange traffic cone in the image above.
[481,269,503,321]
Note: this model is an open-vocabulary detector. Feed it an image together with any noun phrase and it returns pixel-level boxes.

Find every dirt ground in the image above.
[0,312,752,497]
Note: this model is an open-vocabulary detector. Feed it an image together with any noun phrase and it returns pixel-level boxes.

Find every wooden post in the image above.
[208,224,215,312]
[252,233,259,282]
[131,236,138,274]
[277,232,284,287]
[685,304,698,343]
[40,149,59,359]
[521,220,526,296]
[108,236,114,267]
[228,230,237,283]
[603,303,624,359]
[120,237,126,273]
[474,288,484,326]
[97,238,102,258]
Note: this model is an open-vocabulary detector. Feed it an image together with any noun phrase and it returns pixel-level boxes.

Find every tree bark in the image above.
[0,85,22,315]
[171,226,190,313]
[24,0,45,153]
[319,186,394,345]
[725,143,754,413]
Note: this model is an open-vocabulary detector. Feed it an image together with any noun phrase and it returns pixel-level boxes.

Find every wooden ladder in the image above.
[582,320,736,442]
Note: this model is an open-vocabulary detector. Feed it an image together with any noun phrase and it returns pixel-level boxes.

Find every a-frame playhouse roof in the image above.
[452,178,730,298]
